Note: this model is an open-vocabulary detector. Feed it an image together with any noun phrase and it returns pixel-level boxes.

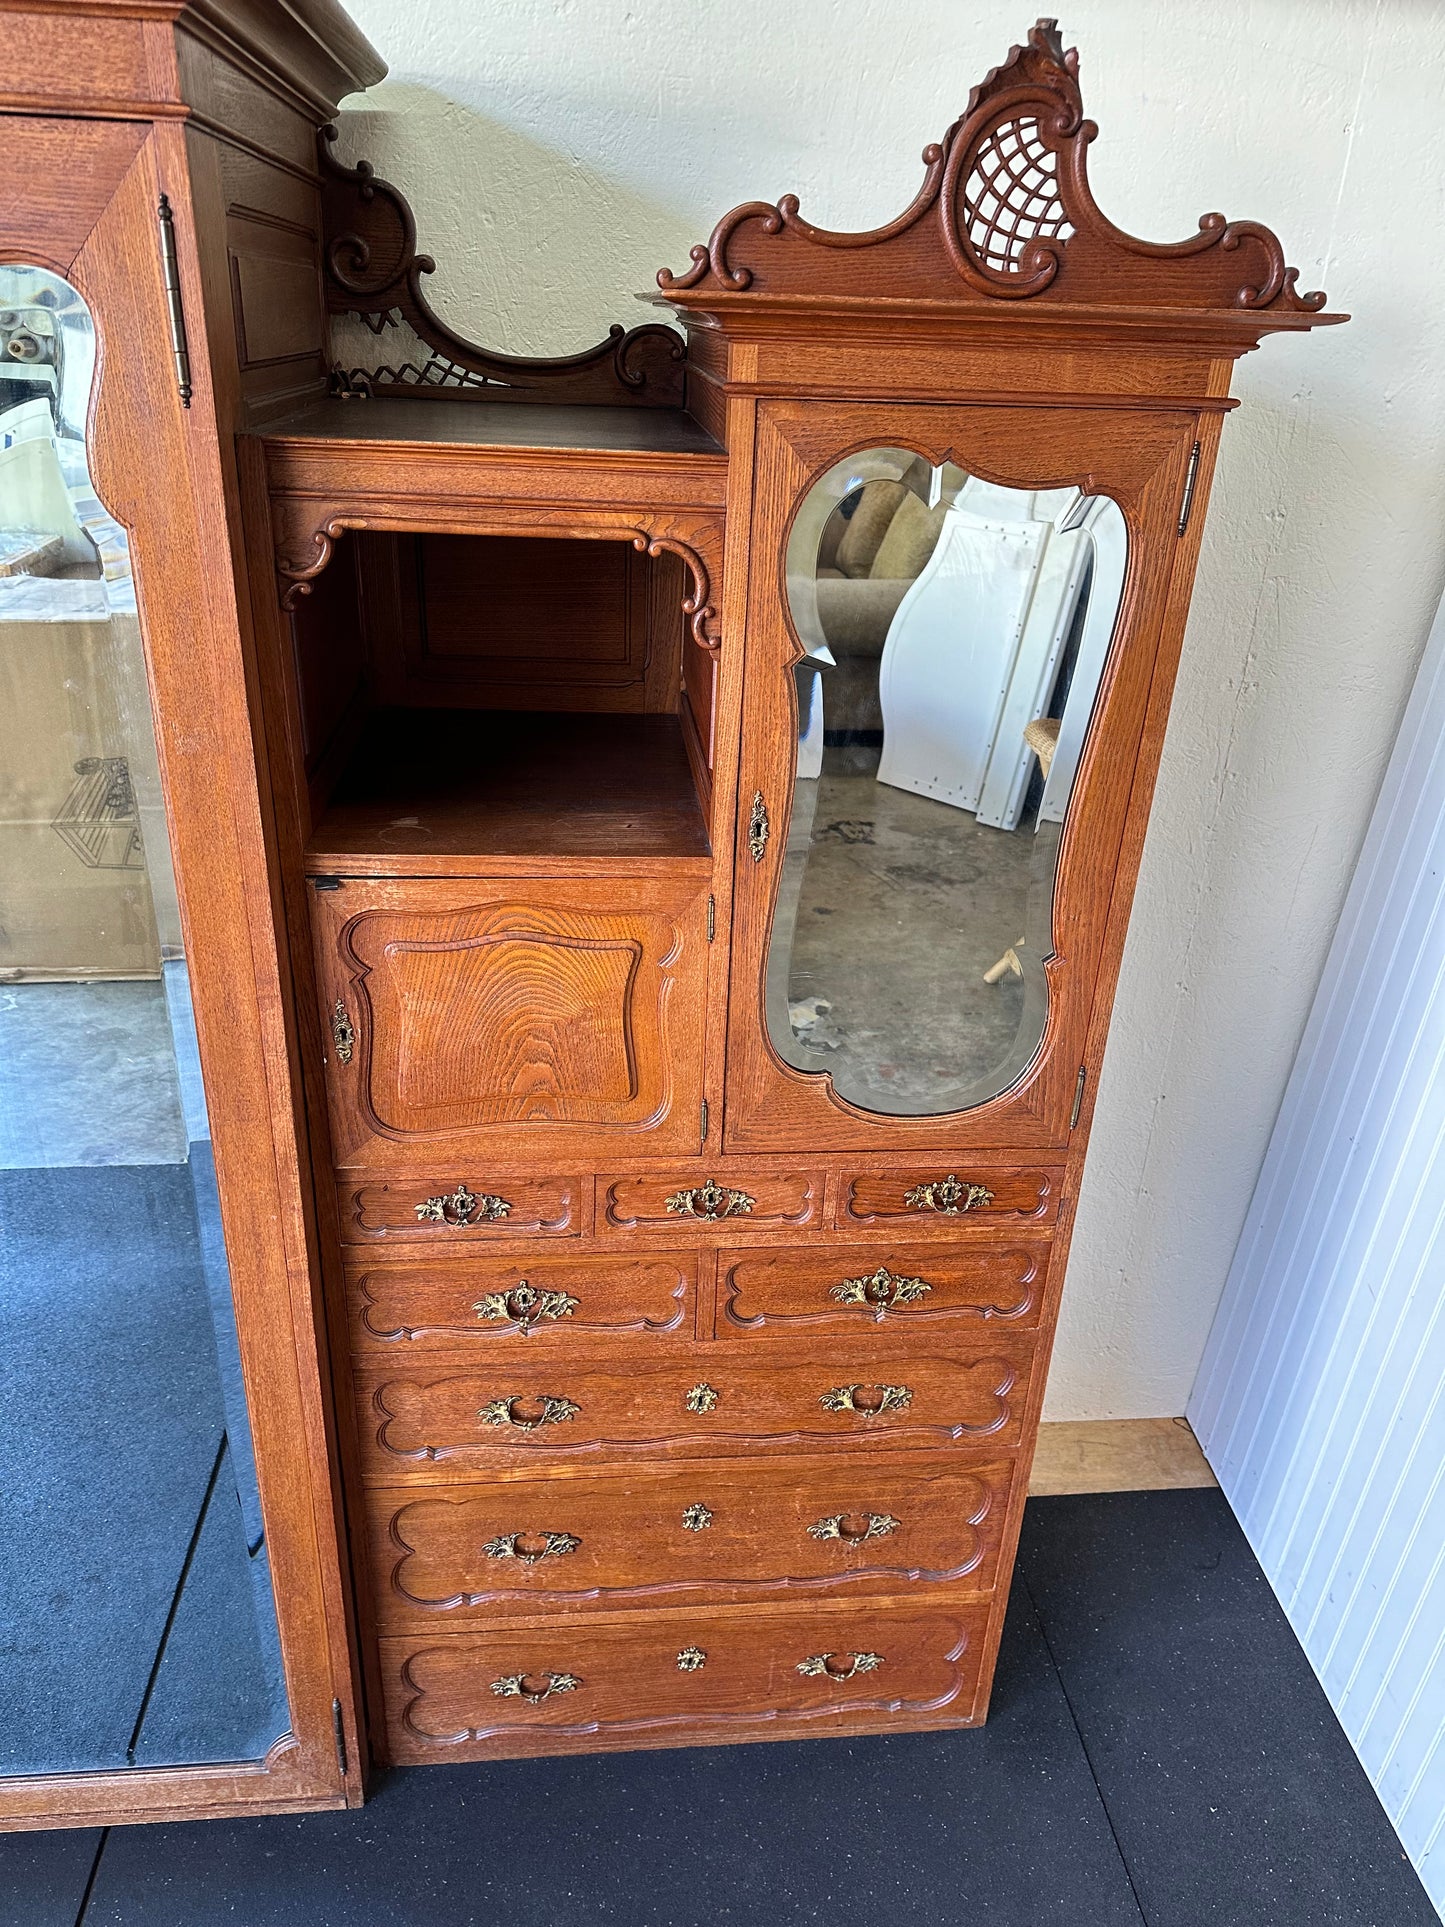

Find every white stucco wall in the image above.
[336,1,1445,1420]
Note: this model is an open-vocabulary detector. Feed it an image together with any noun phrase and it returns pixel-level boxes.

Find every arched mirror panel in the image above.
[0,267,290,1776]
[764,446,1127,1118]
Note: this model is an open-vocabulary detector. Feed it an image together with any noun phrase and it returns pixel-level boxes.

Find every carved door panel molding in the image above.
[724,397,1197,1156]
[312,874,708,1163]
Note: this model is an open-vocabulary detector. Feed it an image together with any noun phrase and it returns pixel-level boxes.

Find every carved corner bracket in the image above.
[271,498,722,651]
[656,16,1337,329]
[320,127,686,406]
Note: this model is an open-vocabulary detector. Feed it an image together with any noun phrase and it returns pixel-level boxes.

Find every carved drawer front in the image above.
[601,1171,822,1232]
[368,1453,1013,1628]
[379,1599,988,1762]
[717,1244,1046,1336]
[839,1167,1061,1232]
[354,1339,1033,1476]
[336,1174,582,1244]
[311,876,708,1165]
[347,1252,694,1352]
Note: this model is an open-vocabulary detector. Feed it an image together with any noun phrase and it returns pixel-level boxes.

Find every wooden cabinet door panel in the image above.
[368,1454,1012,1627]
[312,875,707,1163]
[347,1251,694,1351]
[354,1339,1033,1475]
[717,1242,1046,1335]
[724,399,1194,1156]
[380,1600,987,1761]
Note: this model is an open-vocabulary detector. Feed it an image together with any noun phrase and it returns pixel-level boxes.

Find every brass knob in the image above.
[478,1394,579,1431]
[490,1670,581,1704]
[819,1383,913,1415]
[796,1652,883,1681]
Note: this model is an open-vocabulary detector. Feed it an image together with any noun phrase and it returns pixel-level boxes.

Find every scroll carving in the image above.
[321,127,686,406]
[270,497,720,649]
[657,18,1334,326]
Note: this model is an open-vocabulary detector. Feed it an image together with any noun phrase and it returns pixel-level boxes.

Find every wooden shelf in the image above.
[254,398,724,459]
[305,709,712,876]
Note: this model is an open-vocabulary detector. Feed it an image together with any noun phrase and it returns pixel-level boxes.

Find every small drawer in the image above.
[368,1453,1013,1628]
[600,1170,821,1232]
[354,1338,1034,1476]
[717,1243,1046,1336]
[348,1252,695,1352]
[379,1599,988,1761]
[839,1167,1061,1232]
[337,1173,583,1244]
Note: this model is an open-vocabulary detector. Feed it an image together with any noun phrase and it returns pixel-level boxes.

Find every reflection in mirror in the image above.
[766,448,1127,1117]
[0,268,289,1774]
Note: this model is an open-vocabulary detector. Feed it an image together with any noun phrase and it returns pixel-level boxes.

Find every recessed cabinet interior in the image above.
[2,2,1341,1824]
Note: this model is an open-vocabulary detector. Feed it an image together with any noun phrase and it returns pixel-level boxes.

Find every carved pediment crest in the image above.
[657,18,1338,329]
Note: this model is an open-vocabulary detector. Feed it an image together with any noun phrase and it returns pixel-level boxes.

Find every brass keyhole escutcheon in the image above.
[473,1282,579,1331]
[808,1511,901,1544]
[490,1670,582,1705]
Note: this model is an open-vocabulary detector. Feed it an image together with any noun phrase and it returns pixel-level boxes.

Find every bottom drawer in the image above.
[379,1600,988,1762]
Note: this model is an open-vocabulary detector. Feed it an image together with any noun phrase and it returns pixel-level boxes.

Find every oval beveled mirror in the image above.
[764,447,1127,1117]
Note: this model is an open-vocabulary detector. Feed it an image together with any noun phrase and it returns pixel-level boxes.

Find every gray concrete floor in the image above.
[778,746,1052,1113]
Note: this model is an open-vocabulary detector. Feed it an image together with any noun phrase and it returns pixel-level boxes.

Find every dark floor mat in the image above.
[0,1164,226,1772]
[1018,1489,1435,1927]
[0,1826,101,1927]
[82,1593,1144,1927]
[131,1444,290,1768]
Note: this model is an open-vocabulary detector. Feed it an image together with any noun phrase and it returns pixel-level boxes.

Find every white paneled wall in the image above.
[1191,595,1445,1918]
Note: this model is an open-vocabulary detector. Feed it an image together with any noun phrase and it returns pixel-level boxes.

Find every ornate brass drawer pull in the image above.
[681,1502,713,1531]
[808,1511,901,1544]
[482,1530,580,1564]
[748,790,769,860]
[473,1281,578,1331]
[831,1265,931,1312]
[676,1646,707,1671]
[820,1382,913,1415]
[903,1174,995,1216]
[797,1651,883,1681]
[478,1394,580,1431]
[490,1670,581,1705]
[415,1183,512,1226]
[665,1177,755,1221]
[685,1382,719,1413]
[330,1000,355,1064]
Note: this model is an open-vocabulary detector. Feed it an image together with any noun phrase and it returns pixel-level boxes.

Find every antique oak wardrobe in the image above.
[0,3,1340,1825]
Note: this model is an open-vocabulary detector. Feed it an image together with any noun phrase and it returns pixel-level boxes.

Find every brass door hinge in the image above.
[707,894,715,941]
[157,194,193,409]
[1071,1065,1087,1129]
[700,1096,709,1142]
[1178,441,1202,536]
[332,1698,347,1777]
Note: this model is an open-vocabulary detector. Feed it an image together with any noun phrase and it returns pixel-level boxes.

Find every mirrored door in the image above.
[0,266,290,1775]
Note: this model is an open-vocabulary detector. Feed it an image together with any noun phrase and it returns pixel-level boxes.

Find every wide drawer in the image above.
[347,1251,696,1352]
[337,1173,584,1243]
[838,1166,1061,1232]
[600,1170,823,1232]
[379,1599,988,1761]
[367,1453,1013,1626]
[716,1242,1046,1336]
[353,1338,1034,1475]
